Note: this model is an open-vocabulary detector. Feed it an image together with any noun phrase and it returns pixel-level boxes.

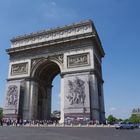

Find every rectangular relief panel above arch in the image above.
[67,53,90,68]
[64,48,94,73]
[8,60,31,79]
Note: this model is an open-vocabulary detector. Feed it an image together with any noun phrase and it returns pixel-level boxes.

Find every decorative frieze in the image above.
[67,53,90,68]
[11,62,28,76]
[11,23,92,48]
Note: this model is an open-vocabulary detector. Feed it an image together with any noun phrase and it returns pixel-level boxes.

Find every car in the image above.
[115,122,135,129]
[133,123,139,128]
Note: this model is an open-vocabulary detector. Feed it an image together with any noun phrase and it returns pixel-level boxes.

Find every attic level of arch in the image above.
[7,36,104,58]
[7,41,104,65]
[6,21,105,60]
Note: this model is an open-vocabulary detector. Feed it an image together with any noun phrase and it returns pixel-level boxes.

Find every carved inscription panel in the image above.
[67,53,90,68]
[11,62,28,76]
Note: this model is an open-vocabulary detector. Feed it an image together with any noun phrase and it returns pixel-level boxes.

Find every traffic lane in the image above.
[49,127,140,140]
[0,127,139,140]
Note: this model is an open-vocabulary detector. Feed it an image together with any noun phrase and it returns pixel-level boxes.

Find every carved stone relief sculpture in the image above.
[66,77,86,105]
[6,85,18,107]
[67,53,89,68]
[11,62,28,76]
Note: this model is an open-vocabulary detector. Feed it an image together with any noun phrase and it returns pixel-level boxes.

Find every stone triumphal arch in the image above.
[4,20,105,123]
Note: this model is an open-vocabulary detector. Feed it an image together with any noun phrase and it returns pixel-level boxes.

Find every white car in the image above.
[115,122,134,129]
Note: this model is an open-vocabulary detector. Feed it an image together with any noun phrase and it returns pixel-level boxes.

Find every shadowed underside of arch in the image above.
[32,60,61,120]
[33,60,61,86]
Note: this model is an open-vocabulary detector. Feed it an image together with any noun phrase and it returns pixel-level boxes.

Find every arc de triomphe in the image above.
[4,20,105,123]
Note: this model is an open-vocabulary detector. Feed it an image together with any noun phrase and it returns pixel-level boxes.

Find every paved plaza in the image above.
[0,126,140,140]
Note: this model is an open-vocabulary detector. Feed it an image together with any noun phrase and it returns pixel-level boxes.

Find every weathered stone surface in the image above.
[4,20,105,123]
[3,81,20,118]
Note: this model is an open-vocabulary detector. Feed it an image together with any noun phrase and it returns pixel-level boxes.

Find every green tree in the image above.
[107,115,117,124]
[51,110,60,118]
[129,114,140,123]
[118,118,123,122]
[0,108,3,120]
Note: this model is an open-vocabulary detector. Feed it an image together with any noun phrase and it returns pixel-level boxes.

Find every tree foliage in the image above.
[0,108,3,120]
[107,115,117,124]
[51,110,60,118]
[128,114,140,123]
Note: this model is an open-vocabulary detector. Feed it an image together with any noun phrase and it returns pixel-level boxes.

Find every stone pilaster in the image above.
[89,74,100,122]
[45,85,52,120]
[59,76,65,123]
[28,80,38,120]
[22,80,30,120]
[100,83,105,122]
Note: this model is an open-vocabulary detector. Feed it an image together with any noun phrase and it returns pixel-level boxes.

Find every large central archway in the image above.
[31,59,61,120]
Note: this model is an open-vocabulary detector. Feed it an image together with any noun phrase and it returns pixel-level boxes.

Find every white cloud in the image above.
[40,1,77,20]
[110,107,117,111]
[51,1,56,6]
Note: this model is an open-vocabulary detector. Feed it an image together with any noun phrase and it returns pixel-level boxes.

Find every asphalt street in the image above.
[0,126,140,140]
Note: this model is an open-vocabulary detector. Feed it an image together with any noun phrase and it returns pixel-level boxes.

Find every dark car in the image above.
[133,123,139,128]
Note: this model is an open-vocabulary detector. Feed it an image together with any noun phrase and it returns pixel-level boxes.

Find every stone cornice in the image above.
[7,20,105,58]
[11,20,93,41]
[91,23,105,57]
[6,33,94,54]
[11,20,93,47]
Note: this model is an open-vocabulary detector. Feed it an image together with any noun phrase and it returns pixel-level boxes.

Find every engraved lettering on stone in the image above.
[11,62,28,75]
[66,78,86,105]
[67,53,89,68]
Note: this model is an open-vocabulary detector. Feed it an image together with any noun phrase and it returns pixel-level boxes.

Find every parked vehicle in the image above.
[133,123,139,128]
[115,122,136,129]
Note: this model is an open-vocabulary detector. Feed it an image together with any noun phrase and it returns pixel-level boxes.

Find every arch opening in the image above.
[33,60,61,120]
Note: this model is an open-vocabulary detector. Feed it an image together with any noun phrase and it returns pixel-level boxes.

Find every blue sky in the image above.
[0,0,140,119]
